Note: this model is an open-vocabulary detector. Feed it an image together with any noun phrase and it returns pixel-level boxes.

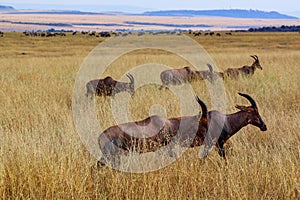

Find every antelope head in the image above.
[235,93,267,131]
[250,55,262,70]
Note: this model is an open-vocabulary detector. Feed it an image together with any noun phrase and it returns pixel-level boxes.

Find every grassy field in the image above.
[0,32,299,199]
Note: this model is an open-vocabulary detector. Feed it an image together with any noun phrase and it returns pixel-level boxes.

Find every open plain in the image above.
[0,31,299,199]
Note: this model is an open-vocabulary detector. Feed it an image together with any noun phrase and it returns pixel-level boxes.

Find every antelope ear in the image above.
[235,105,248,111]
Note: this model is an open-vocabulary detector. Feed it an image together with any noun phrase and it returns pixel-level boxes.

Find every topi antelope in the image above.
[97,96,209,167]
[86,74,134,97]
[160,66,196,89]
[203,93,267,162]
[223,55,262,78]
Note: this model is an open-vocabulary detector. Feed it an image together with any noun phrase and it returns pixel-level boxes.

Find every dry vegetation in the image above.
[0,32,299,199]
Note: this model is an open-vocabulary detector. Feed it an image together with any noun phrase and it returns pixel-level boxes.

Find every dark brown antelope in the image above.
[160,66,196,89]
[224,55,262,78]
[97,96,208,167]
[86,74,134,97]
[203,93,267,162]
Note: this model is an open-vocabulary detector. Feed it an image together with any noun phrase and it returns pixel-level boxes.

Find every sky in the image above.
[2,0,300,17]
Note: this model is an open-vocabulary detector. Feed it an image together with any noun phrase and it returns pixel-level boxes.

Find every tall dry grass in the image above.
[0,32,299,199]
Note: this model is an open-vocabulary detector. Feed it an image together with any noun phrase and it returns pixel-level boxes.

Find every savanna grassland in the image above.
[0,32,299,199]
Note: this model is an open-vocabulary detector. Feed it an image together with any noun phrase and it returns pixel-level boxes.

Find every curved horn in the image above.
[238,92,257,108]
[250,55,257,61]
[195,96,207,118]
[126,73,134,83]
[206,63,213,72]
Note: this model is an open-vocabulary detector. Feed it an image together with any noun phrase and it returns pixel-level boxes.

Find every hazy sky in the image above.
[2,0,300,16]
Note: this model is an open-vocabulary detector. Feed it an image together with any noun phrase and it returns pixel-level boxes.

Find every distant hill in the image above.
[143,9,298,19]
[7,10,101,15]
[2,6,298,19]
[0,5,15,12]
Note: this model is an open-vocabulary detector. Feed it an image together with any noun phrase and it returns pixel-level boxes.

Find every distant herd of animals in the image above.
[84,55,267,167]
[190,30,232,36]
[22,31,67,37]
[20,30,234,38]
[20,31,112,37]
[0,29,299,38]
[0,30,237,38]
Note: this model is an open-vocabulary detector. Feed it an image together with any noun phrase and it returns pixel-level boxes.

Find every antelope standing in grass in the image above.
[97,96,208,167]
[203,93,267,162]
[86,74,134,97]
[223,55,262,78]
[160,66,196,89]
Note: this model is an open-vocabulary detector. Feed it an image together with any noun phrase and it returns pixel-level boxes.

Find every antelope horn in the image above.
[126,73,134,83]
[250,55,257,61]
[238,93,257,108]
[195,96,207,118]
[206,63,213,72]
